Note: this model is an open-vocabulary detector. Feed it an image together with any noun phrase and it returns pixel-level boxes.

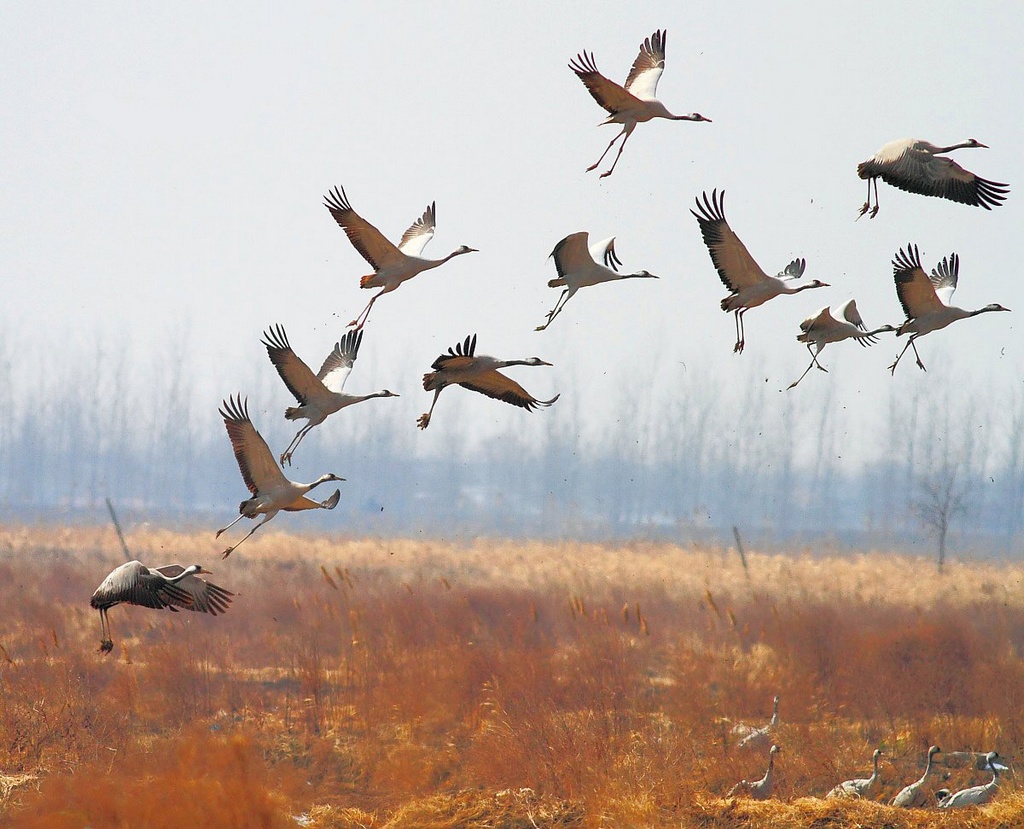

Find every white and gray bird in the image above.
[417,334,558,430]
[324,186,476,330]
[692,190,828,354]
[536,232,658,331]
[787,300,896,389]
[262,325,399,466]
[90,561,233,653]
[888,244,1010,375]
[216,395,344,558]
[727,744,780,800]
[826,749,883,799]
[857,138,1009,219]
[936,751,1007,809]
[891,745,942,808]
[570,29,711,178]
[732,694,780,750]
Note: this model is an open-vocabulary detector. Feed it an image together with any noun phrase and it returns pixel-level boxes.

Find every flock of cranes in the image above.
[85,29,1013,804]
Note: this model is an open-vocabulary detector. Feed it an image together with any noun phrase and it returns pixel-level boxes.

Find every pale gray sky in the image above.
[2,2,1020,469]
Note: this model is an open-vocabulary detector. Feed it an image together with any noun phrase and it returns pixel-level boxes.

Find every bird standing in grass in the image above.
[887,245,1010,375]
[692,190,828,353]
[417,334,558,429]
[891,745,941,807]
[857,138,1009,219]
[727,744,780,800]
[216,395,344,557]
[324,186,476,330]
[936,751,1006,808]
[91,561,233,653]
[570,29,711,178]
[787,300,895,389]
[826,749,883,799]
[732,694,780,750]
[536,232,658,331]
[262,325,399,466]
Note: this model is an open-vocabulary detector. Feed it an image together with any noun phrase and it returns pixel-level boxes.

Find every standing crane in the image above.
[91,561,233,653]
[891,745,941,808]
[216,395,344,557]
[937,752,1007,808]
[324,185,477,329]
[417,334,558,429]
[727,745,780,800]
[787,299,896,389]
[888,244,1010,375]
[262,325,399,466]
[692,190,828,353]
[569,29,711,178]
[857,138,1009,219]
[826,749,883,799]
[536,232,658,331]
[732,694,780,750]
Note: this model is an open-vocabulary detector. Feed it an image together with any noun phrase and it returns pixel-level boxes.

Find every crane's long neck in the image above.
[670,112,706,121]
[935,140,979,154]
[869,753,880,782]
[786,283,819,295]
[161,565,200,584]
[424,248,472,269]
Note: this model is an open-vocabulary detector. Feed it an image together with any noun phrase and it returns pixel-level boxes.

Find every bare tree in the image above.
[913,460,971,571]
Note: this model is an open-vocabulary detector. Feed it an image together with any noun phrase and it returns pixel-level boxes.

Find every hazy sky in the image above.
[2,2,1020,470]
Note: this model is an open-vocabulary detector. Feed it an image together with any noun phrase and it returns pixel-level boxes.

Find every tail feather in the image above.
[422,371,439,391]
[360,273,377,288]
[285,406,302,420]
[548,278,567,288]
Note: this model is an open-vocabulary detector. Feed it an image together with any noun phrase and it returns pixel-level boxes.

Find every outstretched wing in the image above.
[892,244,945,319]
[836,298,867,330]
[262,325,327,407]
[691,189,771,291]
[589,236,621,272]
[569,51,642,117]
[316,329,361,393]
[397,202,436,257]
[152,566,235,615]
[219,395,289,495]
[430,334,477,371]
[460,371,559,411]
[324,185,405,271]
[929,252,959,307]
[871,148,1009,209]
[550,232,595,279]
[624,29,666,100]
[90,561,192,611]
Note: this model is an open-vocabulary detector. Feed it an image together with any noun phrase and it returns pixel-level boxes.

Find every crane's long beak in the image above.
[198,568,213,575]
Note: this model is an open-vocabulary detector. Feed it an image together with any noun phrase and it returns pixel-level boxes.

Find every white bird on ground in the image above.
[787,300,896,389]
[857,138,1009,219]
[727,744,780,800]
[262,325,399,466]
[732,694,780,750]
[891,745,941,808]
[536,232,658,331]
[692,190,828,353]
[569,29,711,178]
[324,186,477,330]
[888,244,1010,374]
[937,751,1007,808]
[90,561,233,653]
[826,749,883,799]
[216,395,344,558]
[417,334,558,429]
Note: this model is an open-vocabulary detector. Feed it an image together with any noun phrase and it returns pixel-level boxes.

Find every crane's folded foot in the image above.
[534,324,548,332]
[221,547,234,560]
[870,206,879,219]
[599,169,613,179]
[856,202,870,220]
[817,365,829,373]
[279,452,292,467]
[733,341,745,354]
[916,360,927,371]
[888,361,898,375]
[98,639,113,654]
[416,413,431,430]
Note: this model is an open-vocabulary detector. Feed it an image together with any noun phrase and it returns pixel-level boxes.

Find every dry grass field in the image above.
[2,524,1024,827]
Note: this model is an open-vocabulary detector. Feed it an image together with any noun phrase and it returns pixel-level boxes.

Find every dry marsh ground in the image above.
[1,524,1023,827]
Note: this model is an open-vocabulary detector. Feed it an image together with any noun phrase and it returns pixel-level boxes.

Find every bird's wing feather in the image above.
[550,232,594,279]
[892,245,946,318]
[323,186,405,271]
[152,569,234,615]
[837,298,866,330]
[691,190,770,291]
[873,149,1009,208]
[589,236,621,272]
[624,29,666,100]
[397,202,436,257]
[802,306,836,333]
[459,371,550,411]
[219,396,290,495]
[262,325,327,406]
[316,329,361,392]
[430,334,477,371]
[929,253,959,306]
[776,258,806,280]
[569,51,643,116]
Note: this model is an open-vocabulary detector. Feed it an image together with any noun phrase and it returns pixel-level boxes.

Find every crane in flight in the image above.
[216,395,344,557]
[570,29,711,178]
[857,138,1008,219]
[262,325,399,466]
[536,232,658,331]
[888,244,1010,374]
[787,299,896,389]
[692,189,828,353]
[91,561,233,653]
[324,185,476,329]
[417,334,558,429]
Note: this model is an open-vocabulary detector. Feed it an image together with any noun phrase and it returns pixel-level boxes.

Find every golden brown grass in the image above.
[1,523,1022,827]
